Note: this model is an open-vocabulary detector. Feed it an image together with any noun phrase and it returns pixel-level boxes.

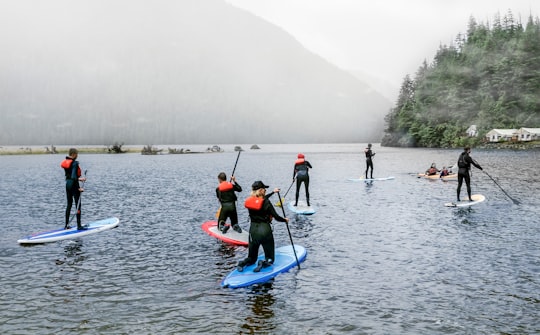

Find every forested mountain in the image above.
[0,0,390,145]
[382,11,540,148]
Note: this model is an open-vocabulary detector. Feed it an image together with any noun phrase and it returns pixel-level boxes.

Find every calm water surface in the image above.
[1,143,539,334]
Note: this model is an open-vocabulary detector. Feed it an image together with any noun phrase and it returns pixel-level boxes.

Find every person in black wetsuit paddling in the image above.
[216,172,242,234]
[237,181,289,273]
[364,143,376,179]
[456,146,482,202]
[61,148,86,230]
[293,153,313,207]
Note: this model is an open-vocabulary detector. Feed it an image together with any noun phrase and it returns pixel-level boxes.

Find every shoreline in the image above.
[1,141,539,155]
[0,144,229,155]
[0,146,140,155]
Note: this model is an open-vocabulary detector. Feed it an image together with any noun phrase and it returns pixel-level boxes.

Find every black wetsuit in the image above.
[239,192,287,267]
[294,160,312,206]
[62,157,82,228]
[216,181,242,227]
[456,151,482,201]
[365,148,375,179]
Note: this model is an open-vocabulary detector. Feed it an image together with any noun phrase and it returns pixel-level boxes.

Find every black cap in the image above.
[252,180,269,190]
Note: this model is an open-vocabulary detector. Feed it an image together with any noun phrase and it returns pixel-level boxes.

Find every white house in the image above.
[466,125,478,137]
[485,129,517,142]
[515,128,540,141]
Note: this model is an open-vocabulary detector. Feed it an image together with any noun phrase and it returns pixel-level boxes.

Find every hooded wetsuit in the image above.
[456,150,482,201]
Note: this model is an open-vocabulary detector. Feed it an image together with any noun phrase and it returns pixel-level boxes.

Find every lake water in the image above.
[1,143,539,334]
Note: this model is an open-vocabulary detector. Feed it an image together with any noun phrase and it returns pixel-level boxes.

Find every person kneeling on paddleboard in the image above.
[237,181,289,273]
[216,172,243,234]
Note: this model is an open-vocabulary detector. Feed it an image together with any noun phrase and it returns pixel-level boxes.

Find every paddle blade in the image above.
[275,198,285,207]
[215,207,221,218]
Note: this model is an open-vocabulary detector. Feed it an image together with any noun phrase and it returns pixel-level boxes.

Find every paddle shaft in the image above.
[277,191,300,269]
[482,170,520,205]
[276,176,296,207]
[283,177,295,198]
[230,150,241,181]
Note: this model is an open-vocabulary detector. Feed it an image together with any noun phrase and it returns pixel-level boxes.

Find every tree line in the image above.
[382,10,540,147]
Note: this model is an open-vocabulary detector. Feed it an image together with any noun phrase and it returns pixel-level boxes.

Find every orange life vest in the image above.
[218,181,234,192]
[295,158,305,165]
[60,159,72,169]
[61,158,81,178]
[244,196,264,210]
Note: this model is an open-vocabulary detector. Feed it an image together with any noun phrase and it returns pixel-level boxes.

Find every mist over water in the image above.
[1,144,539,334]
[0,1,390,146]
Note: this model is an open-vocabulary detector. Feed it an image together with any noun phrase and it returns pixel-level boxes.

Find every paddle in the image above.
[275,178,295,207]
[65,170,87,229]
[230,149,241,181]
[481,170,520,205]
[277,191,300,269]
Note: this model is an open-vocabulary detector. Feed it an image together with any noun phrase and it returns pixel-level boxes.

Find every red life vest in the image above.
[60,158,81,177]
[60,159,72,169]
[244,196,264,210]
[295,158,305,165]
[218,181,234,192]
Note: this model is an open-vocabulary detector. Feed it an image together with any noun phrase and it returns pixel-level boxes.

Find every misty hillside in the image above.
[382,11,540,148]
[0,0,391,145]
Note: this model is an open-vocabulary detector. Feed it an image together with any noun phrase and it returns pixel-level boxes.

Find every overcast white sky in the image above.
[226,0,540,89]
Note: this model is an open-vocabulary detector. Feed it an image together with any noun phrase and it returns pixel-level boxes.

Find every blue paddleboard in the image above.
[221,245,307,288]
[287,201,316,215]
[18,217,120,244]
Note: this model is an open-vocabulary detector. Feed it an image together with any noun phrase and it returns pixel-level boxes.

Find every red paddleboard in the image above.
[201,221,249,246]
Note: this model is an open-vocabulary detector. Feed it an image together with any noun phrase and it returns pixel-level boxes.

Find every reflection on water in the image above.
[242,286,276,334]
[1,145,539,334]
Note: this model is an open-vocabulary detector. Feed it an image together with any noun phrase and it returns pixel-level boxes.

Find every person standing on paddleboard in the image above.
[293,153,313,207]
[216,172,243,234]
[237,181,289,273]
[61,148,86,230]
[456,146,482,201]
[364,143,376,179]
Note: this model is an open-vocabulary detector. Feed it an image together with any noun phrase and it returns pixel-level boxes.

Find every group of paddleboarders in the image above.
[215,153,312,273]
[365,143,482,202]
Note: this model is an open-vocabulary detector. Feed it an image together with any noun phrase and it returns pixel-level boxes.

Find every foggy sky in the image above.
[0,0,391,145]
[226,0,540,97]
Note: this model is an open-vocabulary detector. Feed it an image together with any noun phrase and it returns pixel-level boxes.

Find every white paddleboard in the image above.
[287,201,316,215]
[445,194,486,208]
[348,176,395,182]
[18,217,119,244]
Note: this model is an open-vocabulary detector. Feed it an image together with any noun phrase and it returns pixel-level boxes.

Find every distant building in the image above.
[516,128,540,141]
[466,125,477,137]
[485,129,517,142]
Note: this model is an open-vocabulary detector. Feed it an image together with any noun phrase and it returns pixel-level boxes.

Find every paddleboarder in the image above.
[61,148,86,230]
[293,153,313,207]
[237,181,289,273]
[216,172,243,234]
[456,146,483,201]
[364,143,375,179]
